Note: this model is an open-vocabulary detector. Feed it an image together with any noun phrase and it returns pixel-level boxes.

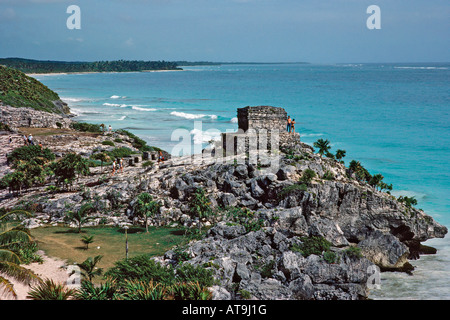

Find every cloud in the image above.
[124,38,134,47]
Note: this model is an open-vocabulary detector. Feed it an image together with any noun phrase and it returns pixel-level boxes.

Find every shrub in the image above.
[104,255,176,287]
[102,140,115,146]
[278,183,308,200]
[114,138,123,143]
[239,289,252,300]
[291,236,331,257]
[27,279,76,300]
[106,147,135,159]
[225,207,264,232]
[7,145,55,165]
[322,170,335,181]
[299,169,316,185]
[343,246,363,259]
[71,122,102,133]
[0,122,11,131]
[323,250,338,264]
[142,160,154,168]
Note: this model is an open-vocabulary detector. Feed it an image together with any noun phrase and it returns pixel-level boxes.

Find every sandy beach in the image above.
[0,250,69,300]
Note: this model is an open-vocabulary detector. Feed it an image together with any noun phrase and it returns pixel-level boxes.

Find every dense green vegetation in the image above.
[0,210,41,298]
[0,58,181,74]
[0,65,64,113]
[70,122,102,133]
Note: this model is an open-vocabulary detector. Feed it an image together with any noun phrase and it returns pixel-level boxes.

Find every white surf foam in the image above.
[132,106,157,112]
[190,128,222,145]
[170,111,217,120]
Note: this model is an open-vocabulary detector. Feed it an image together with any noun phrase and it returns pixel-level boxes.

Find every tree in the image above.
[77,256,103,282]
[313,139,331,157]
[398,196,418,208]
[0,210,41,299]
[348,160,372,183]
[379,181,393,193]
[133,193,160,232]
[53,153,90,190]
[65,203,95,233]
[188,188,213,231]
[335,149,347,163]
[92,152,110,173]
[81,235,94,250]
[369,173,384,190]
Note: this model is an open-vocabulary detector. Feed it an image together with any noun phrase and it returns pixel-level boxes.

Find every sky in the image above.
[0,0,448,63]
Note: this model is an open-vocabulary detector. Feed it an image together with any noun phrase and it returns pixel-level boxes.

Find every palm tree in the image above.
[92,152,110,173]
[77,255,103,282]
[369,173,384,190]
[313,139,331,157]
[81,235,94,250]
[27,278,76,300]
[0,210,41,299]
[133,193,160,233]
[335,149,347,163]
[64,202,95,233]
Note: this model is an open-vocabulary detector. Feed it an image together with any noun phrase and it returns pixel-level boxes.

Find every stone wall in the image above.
[0,104,73,131]
[221,106,299,156]
[237,106,287,132]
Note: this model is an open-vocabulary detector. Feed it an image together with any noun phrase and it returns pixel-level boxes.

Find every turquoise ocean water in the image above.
[33,63,450,299]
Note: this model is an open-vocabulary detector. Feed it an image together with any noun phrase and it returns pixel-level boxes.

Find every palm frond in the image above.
[0,249,21,264]
[0,210,33,222]
[0,229,33,247]
[0,276,17,299]
[0,261,41,285]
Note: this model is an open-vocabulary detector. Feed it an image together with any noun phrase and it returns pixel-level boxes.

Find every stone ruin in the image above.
[220,106,300,156]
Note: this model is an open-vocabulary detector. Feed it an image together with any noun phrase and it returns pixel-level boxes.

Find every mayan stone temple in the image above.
[220,106,300,156]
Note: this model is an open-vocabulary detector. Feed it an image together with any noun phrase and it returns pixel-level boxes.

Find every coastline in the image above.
[26,69,184,77]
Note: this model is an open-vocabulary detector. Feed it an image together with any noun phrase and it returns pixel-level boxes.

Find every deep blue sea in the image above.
[33,63,450,299]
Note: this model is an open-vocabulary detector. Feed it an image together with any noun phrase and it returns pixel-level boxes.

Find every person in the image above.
[291,119,296,133]
[286,116,292,132]
[158,151,164,163]
[119,158,124,173]
[9,136,12,144]
[23,135,28,145]
[28,134,34,145]
[38,142,43,149]
[112,160,116,176]
[108,125,112,133]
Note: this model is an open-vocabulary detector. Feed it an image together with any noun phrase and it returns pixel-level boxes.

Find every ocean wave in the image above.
[103,103,128,108]
[110,95,126,99]
[301,133,324,138]
[118,116,126,121]
[170,111,218,120]
[394,66,448,70]
[190,128,222,145]
[230,117,238,123]
[131,106,157,112]
[70,108,101,115]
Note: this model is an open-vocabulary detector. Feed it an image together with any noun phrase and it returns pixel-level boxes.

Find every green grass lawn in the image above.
[30,225,187,272]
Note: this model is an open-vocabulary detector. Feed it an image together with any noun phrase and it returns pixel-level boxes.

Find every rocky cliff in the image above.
[1,105,447,300]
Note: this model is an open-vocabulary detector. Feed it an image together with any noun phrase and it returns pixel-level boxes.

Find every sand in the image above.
[0,250,69,300]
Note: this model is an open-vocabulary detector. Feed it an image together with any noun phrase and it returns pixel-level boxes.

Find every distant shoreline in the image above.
[26,69,185,77]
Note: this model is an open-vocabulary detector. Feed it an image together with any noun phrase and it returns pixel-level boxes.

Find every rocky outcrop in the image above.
[0,104,73,131]
[3,105,447,300]
[162,223,374,300]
